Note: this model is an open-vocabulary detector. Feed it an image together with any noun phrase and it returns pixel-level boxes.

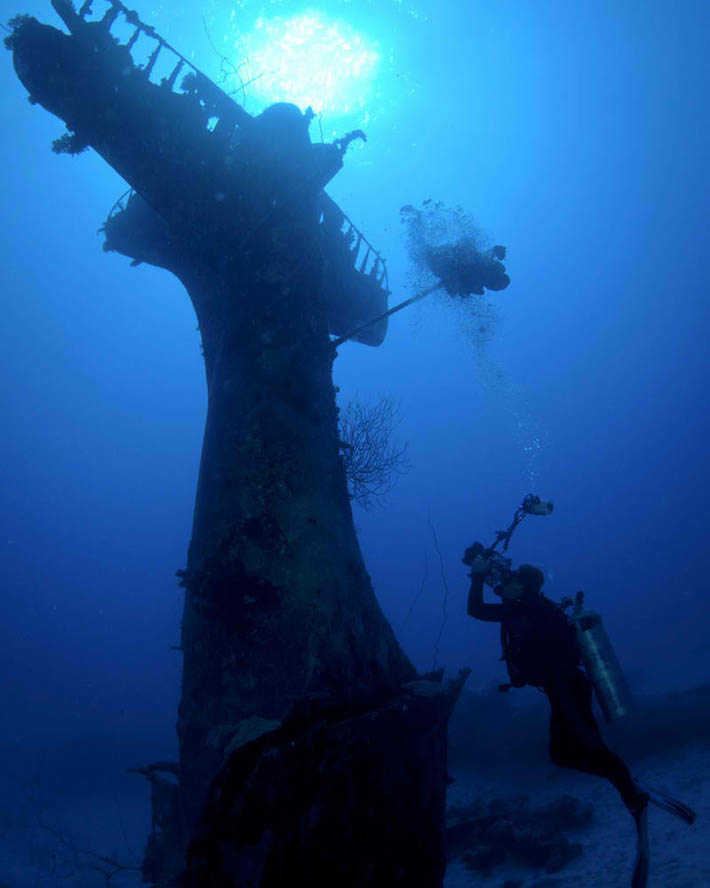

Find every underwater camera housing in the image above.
[463,493,554,587]
[462,541,512,589]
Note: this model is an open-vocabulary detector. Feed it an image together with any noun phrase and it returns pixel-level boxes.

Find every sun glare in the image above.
[236,10,379,118]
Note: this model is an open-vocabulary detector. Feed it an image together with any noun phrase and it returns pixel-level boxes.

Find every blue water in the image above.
[1,0,708,769]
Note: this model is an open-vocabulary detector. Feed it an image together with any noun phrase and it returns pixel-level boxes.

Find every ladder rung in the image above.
[165,59,184,89]
[126,27,141,50]
[144,44,162,78]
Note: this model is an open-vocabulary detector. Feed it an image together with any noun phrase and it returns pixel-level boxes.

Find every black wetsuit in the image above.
[467,575,642,811]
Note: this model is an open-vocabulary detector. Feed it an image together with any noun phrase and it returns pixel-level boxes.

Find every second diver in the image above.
[465,499,696,888]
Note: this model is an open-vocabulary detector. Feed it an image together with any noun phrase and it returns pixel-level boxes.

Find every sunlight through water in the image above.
[234,10,379,117]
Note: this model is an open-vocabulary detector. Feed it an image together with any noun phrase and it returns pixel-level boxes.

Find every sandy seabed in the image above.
[0,739,707,887]
[445,739,709,888]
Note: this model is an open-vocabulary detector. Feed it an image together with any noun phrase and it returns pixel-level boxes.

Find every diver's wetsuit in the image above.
[467,574,644,813]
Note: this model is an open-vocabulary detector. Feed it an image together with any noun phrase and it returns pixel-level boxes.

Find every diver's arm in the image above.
[467,572,504,622]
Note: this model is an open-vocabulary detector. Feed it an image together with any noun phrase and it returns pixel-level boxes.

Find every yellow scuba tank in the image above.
[569,594,633,722]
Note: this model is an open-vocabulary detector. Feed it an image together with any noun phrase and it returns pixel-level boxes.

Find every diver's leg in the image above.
[547,673,653,888]
[548,704,588,770]
[571,675,695,822]
[546,672,647,809]
[547,671,618,771]
[550,674,696,822]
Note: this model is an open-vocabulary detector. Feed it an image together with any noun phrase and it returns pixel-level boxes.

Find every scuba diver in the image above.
[464,496,696,888]
[423,237,509,296]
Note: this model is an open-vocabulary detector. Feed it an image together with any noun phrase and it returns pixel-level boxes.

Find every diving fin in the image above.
[636,782,696,825]
[631,804,650,888]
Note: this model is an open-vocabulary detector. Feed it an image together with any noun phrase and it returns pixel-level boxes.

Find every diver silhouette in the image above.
[466,557,696,888]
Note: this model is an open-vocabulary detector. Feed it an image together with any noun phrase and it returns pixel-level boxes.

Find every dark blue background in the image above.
[1,0,708,764]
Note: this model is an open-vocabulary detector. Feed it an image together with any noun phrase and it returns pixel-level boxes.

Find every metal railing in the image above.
[105,186,134,222]
[320,197,389,295]
[51,0,251,129]
[70,0,389,300]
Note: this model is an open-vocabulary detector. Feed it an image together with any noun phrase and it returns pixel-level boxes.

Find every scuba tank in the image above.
[567,592,633,722]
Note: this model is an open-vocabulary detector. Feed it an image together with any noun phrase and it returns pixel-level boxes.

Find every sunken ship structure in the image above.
[6,2,467,885]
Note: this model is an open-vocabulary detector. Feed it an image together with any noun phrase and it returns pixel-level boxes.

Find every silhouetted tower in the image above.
[7,2,466,884]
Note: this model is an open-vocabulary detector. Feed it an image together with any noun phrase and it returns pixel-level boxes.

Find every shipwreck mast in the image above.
[7,3,467,883]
